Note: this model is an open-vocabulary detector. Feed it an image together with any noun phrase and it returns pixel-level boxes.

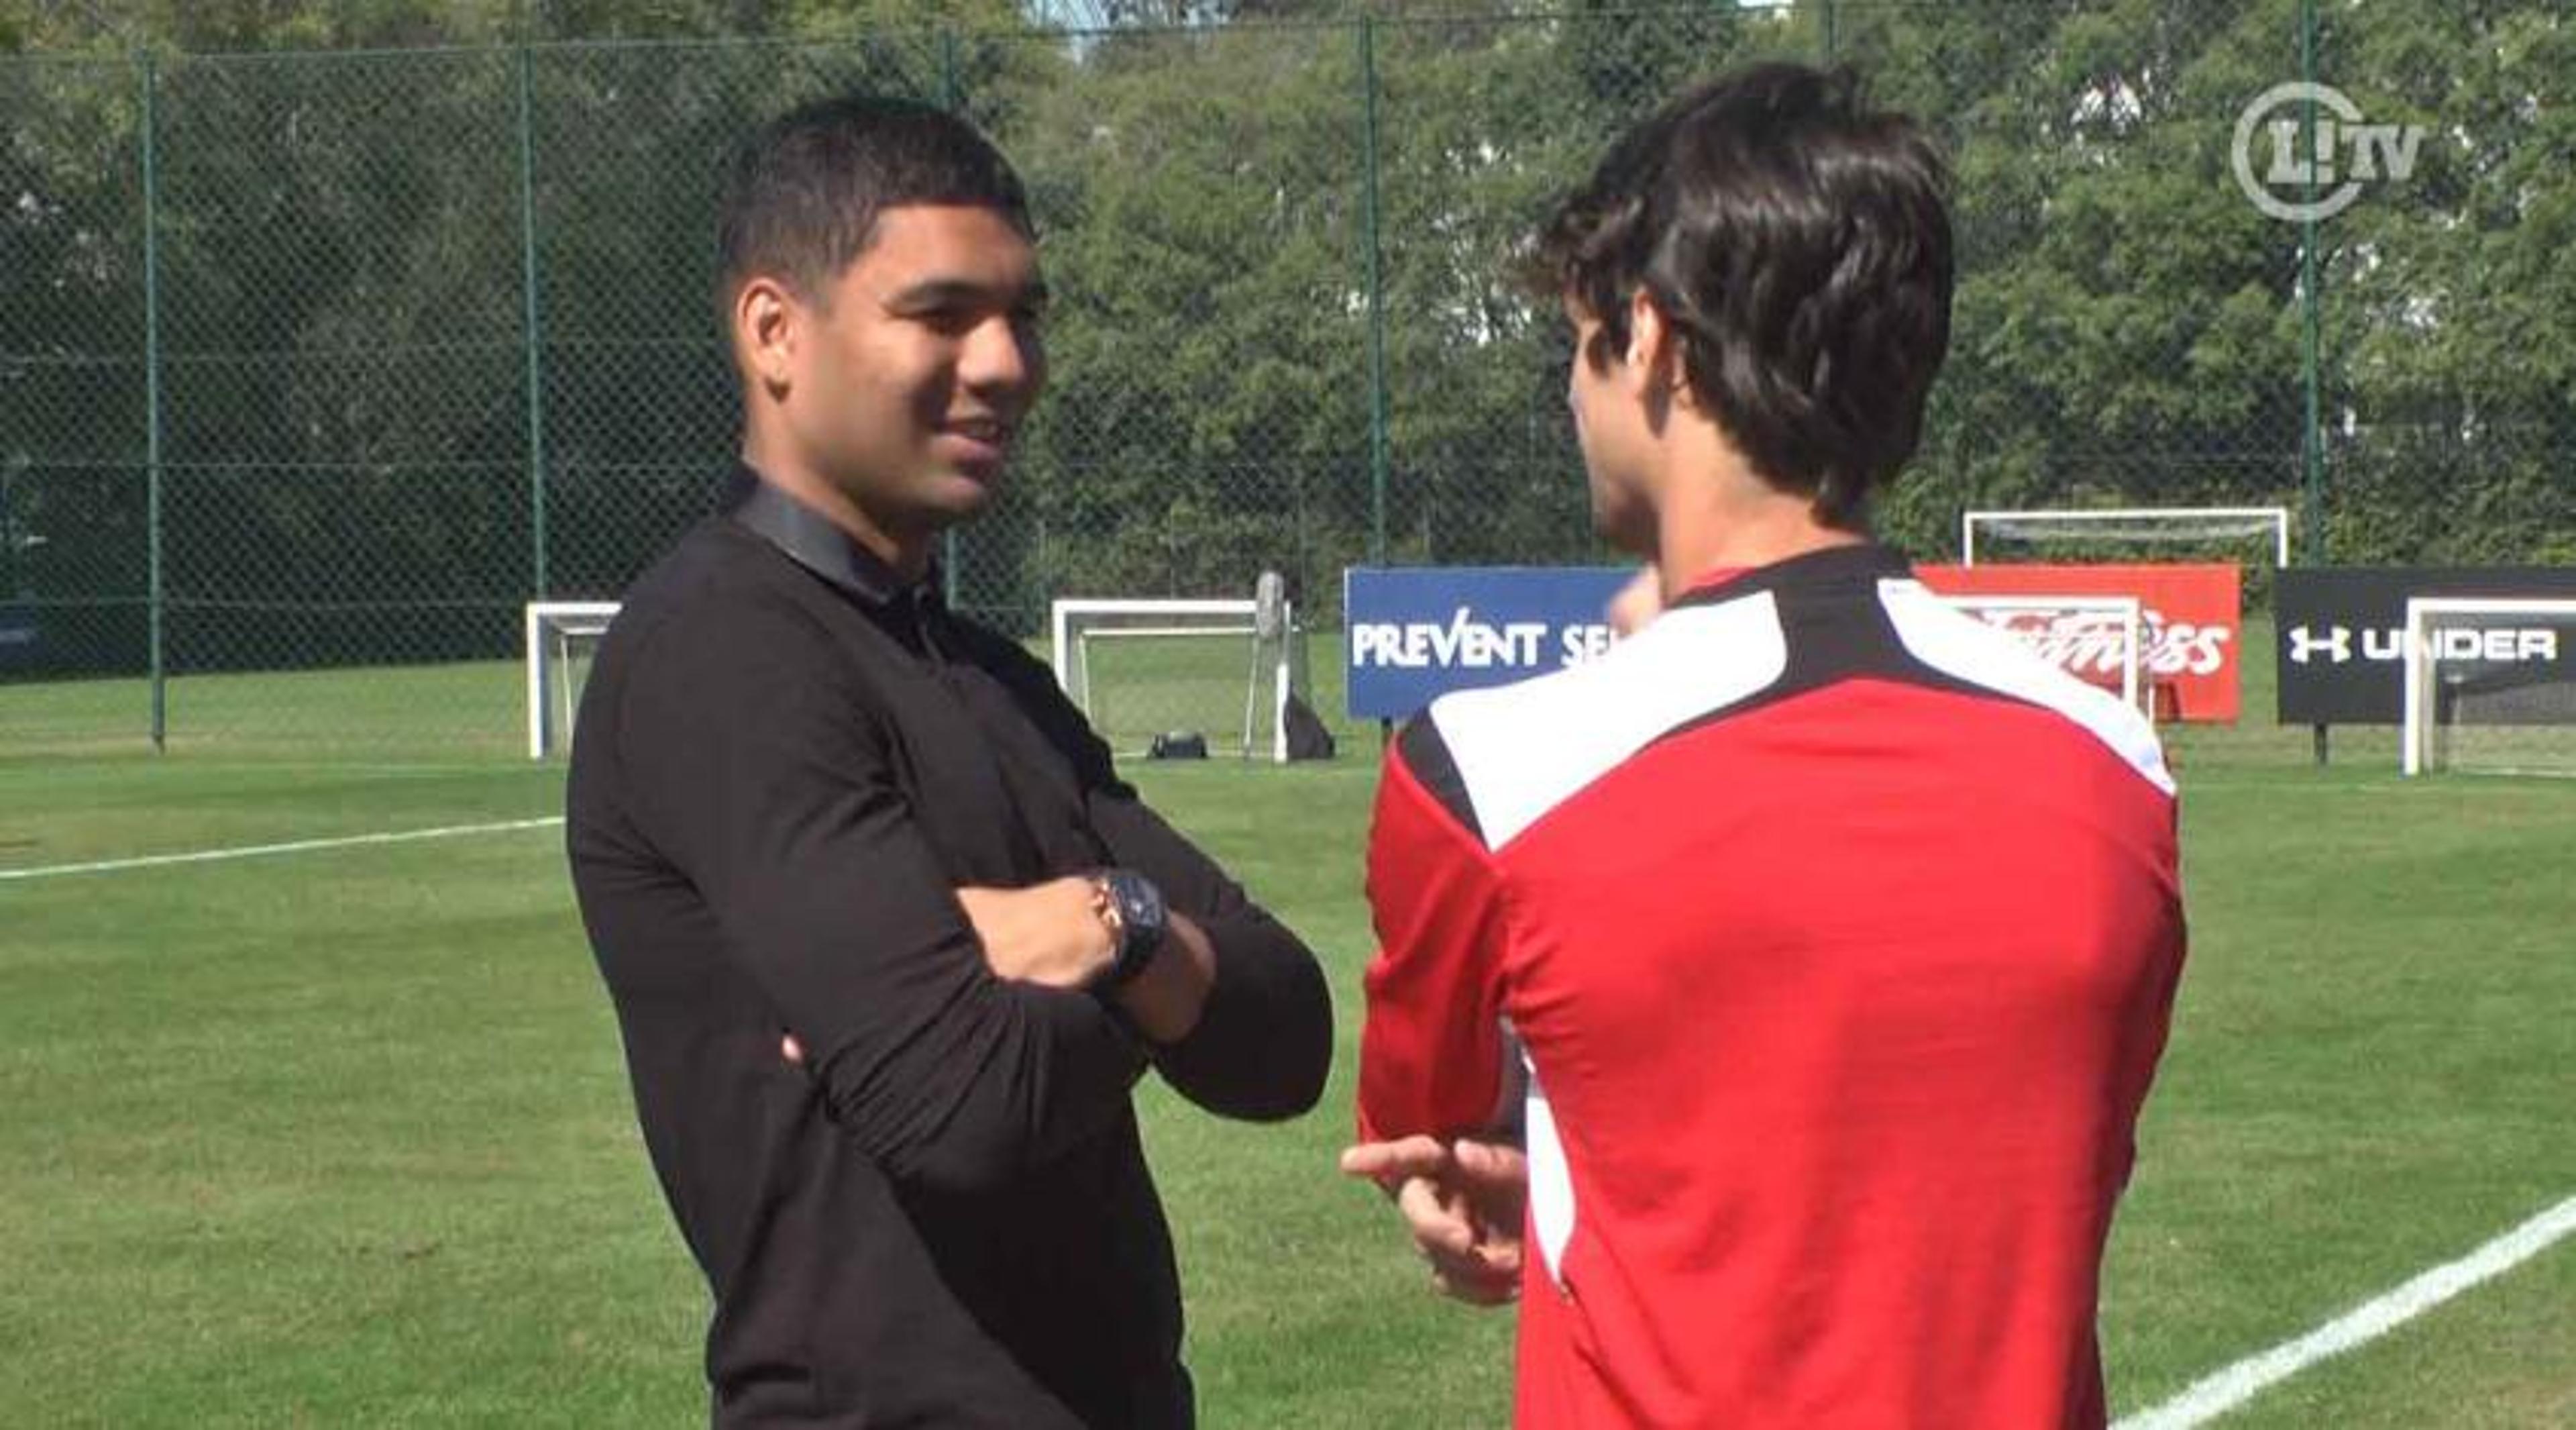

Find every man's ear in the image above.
[735,276,799,398]
[1623,287,1685,397]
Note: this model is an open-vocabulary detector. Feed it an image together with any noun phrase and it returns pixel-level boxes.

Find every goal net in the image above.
[1941,594,2147,712]
[1962,507,2290,568]
[2402,597,2576,778]
[525,601,619,760]
[1051,574,1305,762]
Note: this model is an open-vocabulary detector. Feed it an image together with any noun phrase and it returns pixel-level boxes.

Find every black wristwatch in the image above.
[1089,868,1169,990]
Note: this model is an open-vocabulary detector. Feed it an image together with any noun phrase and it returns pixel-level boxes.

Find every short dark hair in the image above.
[1527,63,1953,529]
[716,94,1032,314]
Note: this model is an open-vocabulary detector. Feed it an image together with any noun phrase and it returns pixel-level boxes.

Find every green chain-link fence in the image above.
[4,1,2571,758]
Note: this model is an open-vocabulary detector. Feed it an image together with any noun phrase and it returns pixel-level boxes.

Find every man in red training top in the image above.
[1343,62,2186,1429]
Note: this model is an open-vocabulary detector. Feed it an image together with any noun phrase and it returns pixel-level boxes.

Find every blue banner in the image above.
[0,604,38,671]
[1343,566,1633,721]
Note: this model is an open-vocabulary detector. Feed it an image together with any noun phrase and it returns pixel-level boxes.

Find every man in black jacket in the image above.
[566,95,1333,1428]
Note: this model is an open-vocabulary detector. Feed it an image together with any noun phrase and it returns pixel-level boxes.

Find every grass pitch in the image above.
[1,637,2570,1427]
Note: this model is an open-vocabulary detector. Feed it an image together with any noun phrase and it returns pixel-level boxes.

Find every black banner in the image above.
[2275,568,2576,724]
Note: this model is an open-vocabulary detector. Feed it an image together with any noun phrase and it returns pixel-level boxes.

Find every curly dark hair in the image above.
[1525,64,1953,530]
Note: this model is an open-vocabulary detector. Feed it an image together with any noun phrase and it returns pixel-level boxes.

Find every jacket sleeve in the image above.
[611,593,1144,1196]
[983,629,1333,1123]
[1085,780,1334,1122]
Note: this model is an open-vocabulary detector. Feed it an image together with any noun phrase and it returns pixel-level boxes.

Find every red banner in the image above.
[1915,563,2243,723]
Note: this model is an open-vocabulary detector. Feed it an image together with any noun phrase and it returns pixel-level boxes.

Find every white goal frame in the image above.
[1050,596,1297,762]
[525,601,619,760]
[2401,596,2576,777]
[1941,593,2145,711]
[1961,506,2290,568]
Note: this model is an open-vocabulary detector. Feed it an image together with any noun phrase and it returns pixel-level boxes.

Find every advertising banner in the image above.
[1916,563,2243,723]
[1348,561,2249,723]
[1344,566,1629,721]
[2275,567,2576,725]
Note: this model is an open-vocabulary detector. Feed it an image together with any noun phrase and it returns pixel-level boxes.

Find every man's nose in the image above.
[961,313,1041,397]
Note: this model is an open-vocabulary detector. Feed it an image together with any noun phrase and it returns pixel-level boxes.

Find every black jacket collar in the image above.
[720,462,939,611]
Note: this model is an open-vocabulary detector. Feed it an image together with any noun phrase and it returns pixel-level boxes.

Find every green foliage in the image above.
[1,1,2571,709]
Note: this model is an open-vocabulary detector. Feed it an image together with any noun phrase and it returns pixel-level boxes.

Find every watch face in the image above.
[1127,874,1166,929]
[1107,870,1167,980]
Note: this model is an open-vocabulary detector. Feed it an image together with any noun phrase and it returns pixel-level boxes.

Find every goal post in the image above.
[2401,597,2576,778]
[1050,580,1302,762]
[525,601,619,760]
[1939,593,2146,711]
[1962,506,2290,568]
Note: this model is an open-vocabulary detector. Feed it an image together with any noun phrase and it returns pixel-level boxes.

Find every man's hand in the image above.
[965,879,1217,1045]
[780,878,1214,1067]
[1339,1134,1529,1306]
[955,879,1116,989]
[777,880,1110,1072]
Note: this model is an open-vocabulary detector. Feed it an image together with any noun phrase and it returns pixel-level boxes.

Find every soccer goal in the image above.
[2401,597,2576,778]
[1941,594,2146,711]
[1961,506,2290,568]
[1051,573,1304,762]
[525,601,619,760]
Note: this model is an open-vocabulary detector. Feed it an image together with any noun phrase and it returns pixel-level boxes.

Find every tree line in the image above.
[2,0,2567,676]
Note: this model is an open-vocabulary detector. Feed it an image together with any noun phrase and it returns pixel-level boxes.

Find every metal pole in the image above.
[516,46,550,602]
[2300,0,2329,766]
[940,29,965,611]
[140,51,168,752]
[1358,17,1391,566]
[2298,0,2324,570]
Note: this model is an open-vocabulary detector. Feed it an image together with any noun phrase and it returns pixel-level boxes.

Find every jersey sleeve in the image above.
[1356,715,1516,1143]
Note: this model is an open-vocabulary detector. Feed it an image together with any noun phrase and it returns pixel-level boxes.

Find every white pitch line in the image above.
[0,815,566,882]
[2115,1192,2576,1430]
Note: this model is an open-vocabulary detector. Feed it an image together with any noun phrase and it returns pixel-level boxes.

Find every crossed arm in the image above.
[615,596,1329,1196]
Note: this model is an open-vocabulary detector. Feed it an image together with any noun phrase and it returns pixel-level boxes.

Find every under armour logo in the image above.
[2288,625,2351,664]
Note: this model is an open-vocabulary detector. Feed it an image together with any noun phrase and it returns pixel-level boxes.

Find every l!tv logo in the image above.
[2232,83,2426,222]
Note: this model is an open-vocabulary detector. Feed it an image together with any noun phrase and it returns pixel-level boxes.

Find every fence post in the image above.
[139,50,168,752]
[1357,15,1391,566]
[516,44,550,603]
[2297,0,2324,569]
[2298,0,2330,766]
[939,28,965,611]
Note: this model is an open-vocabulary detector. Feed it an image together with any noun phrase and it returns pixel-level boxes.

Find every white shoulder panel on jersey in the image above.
[1429,592,1790,850]
[1876,578,2176,797]
[1522,1061,1576,1292]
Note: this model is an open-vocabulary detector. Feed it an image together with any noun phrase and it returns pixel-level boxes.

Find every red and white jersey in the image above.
[1358,544,2186,1430]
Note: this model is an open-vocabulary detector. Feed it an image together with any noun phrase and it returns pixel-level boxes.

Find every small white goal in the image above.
[1050,574,1303,762]
[525,601,619,760]
[2401,597,2576,778]
[1962,506,2290,568]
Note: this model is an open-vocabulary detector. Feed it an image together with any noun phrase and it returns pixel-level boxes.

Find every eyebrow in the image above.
[885,278,1051,312]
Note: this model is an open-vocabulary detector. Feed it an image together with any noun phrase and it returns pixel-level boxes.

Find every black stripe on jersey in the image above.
[1666,542,1913,613]
[1656,547,2029,749]
[1398,714,1487,848]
